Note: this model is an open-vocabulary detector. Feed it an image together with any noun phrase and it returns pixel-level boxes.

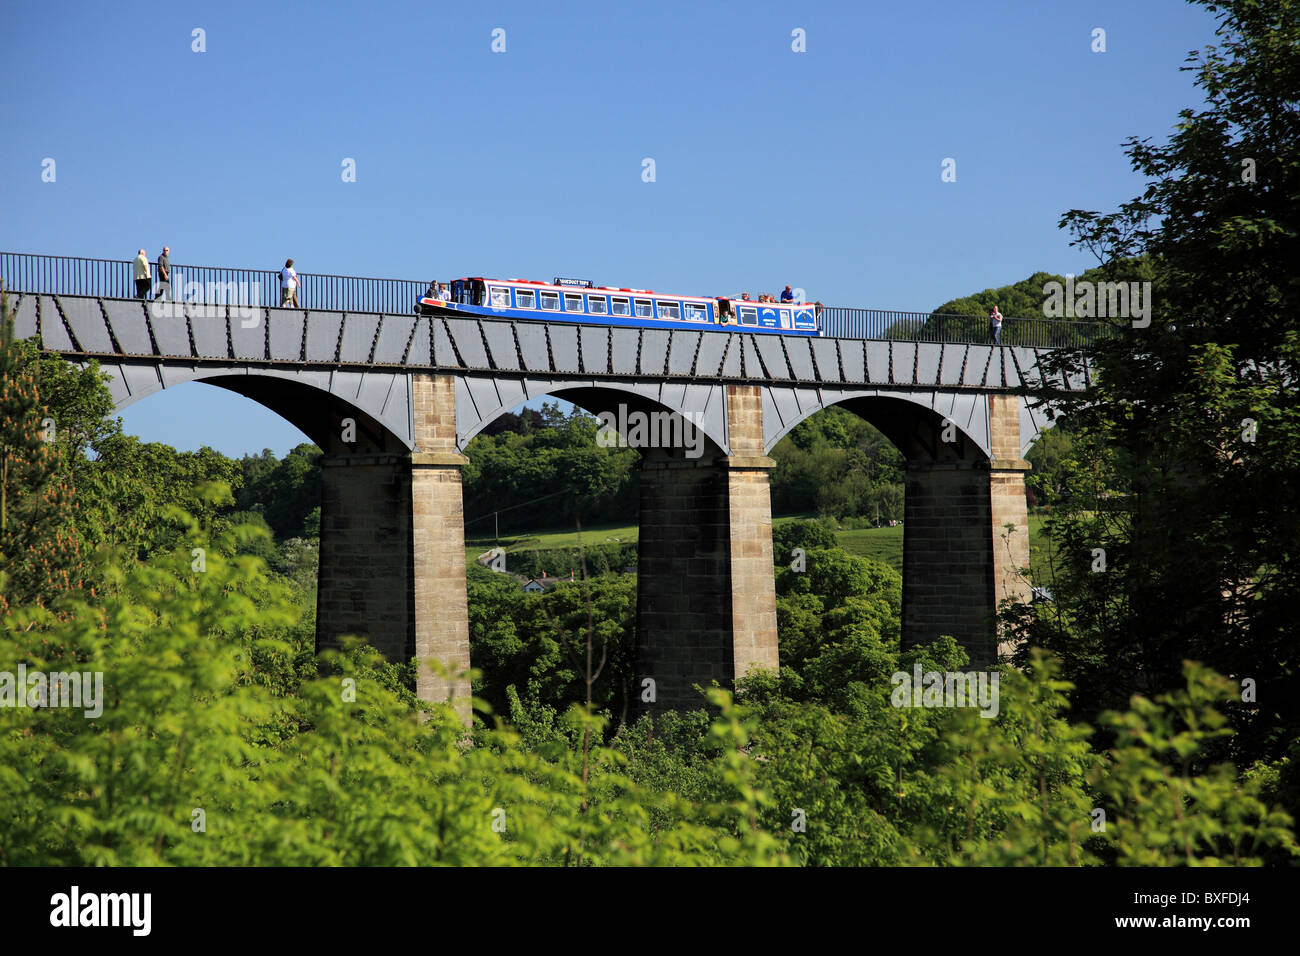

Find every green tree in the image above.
[469,566,637,729]
[462,405,639,534]
[0,507,788,866]
[235,443,322,540]
[0,291,85,613]
[772,519,837,565]
[770,407,905,522]
[1018,0,1300,788]
[1023,417,1075,507]
[87,435,241,560]
[1093,662,1298,866]
[927,263,1149,345]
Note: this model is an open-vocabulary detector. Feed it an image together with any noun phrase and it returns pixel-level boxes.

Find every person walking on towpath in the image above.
[280,259,299,307]
[155,246,171,300]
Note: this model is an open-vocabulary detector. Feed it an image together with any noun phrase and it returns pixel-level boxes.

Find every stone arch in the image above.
[92,359,414,454]
[762,386,1053,460]
[453,375,732,455]
[70,358,434,698]
[760,388,1034,669]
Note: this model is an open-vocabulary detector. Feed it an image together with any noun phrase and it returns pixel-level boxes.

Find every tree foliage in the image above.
[0,292,85,614]
[1015,0,1300,785]
[6,4,1299,863]
[770,407,905,523]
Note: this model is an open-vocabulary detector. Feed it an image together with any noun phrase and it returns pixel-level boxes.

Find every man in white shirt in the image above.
[280,259,299,307]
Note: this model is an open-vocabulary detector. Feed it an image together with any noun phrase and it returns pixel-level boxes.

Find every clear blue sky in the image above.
[2,0,1217,457]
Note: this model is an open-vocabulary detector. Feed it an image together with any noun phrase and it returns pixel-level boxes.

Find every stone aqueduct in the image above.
[12,292,1088,714]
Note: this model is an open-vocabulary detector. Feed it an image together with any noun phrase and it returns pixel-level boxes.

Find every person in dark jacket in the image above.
[155,246,171,300]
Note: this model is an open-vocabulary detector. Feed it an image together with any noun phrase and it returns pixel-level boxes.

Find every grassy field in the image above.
[465,524,638,564]
[832,524,905,570]
[467,513,1055,583]
[782,513,1051,578]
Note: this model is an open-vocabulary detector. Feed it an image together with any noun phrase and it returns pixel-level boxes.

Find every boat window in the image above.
[611,297,631,317]
[634,298,654,318]
[738,307,758,326]
[779,309,791,328]
[564,293,585,312]
[540,291,560,311]
[683,302,707,322]
[588,295,608,314]
[489,286,512,308]
[516,289,535,309]
[657,301,680,320]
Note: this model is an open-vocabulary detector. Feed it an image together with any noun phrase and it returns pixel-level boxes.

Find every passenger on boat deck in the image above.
[741,292,752,301]
[780,285,794,302]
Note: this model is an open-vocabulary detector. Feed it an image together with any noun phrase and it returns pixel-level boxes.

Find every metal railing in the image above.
[816,306,1115,348]
[2,251,1115,346]
[0,251,424,315]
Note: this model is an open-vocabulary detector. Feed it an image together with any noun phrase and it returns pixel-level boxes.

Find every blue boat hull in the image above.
[416,299,819,336]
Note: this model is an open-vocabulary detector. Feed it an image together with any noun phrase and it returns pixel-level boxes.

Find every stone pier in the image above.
[316,452,414,664]
[409,373,471,716]
[316,373,472,721]
[901,393,1031,666]
[634,385,779,710]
